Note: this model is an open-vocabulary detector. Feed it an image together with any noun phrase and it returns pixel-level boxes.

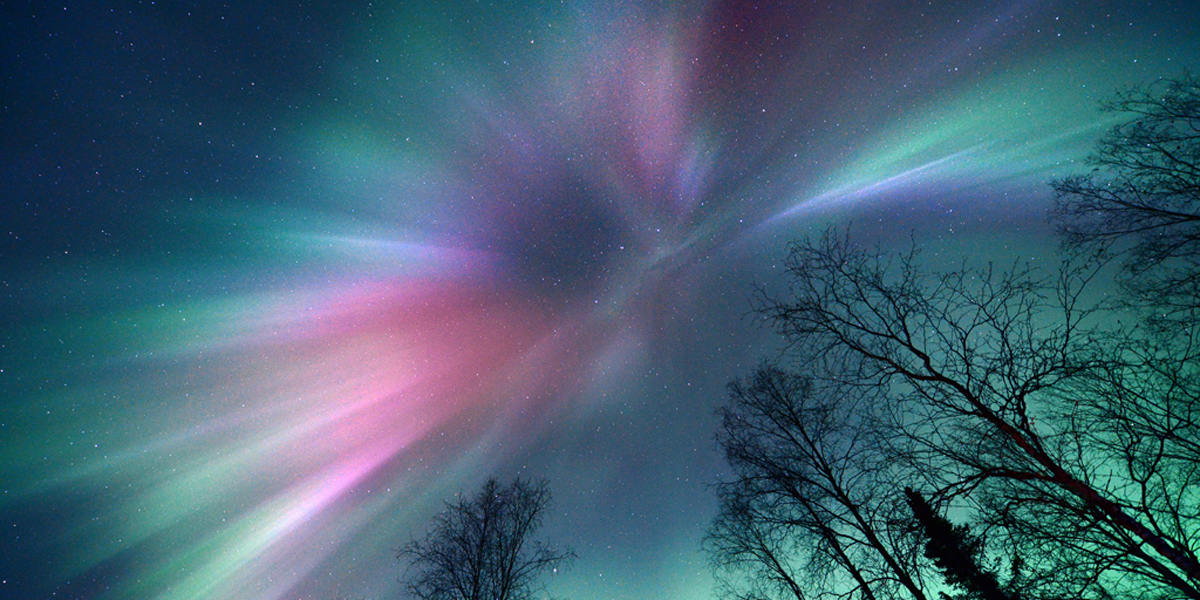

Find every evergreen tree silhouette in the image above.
[904,488,1017,600]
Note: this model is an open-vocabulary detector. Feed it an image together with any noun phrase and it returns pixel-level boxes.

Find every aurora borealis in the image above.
[4,1,1200,599]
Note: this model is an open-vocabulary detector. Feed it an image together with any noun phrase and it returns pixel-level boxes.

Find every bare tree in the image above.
[754,230,1200,599]
[1046,74,1200,597]
[1053,75,1200,325]
[398,477,574,600]
[714,77,1200,600]
[707,365,930,600]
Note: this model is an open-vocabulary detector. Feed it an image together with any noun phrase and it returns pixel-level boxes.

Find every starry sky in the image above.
[3,2,1199,599]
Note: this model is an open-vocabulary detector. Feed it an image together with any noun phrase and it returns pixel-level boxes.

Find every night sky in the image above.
[3,2,1200,599]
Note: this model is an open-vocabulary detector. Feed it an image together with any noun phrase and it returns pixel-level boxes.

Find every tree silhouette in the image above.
[711,76,1200,600]
[904,488,1015,600]
[398,477,574,600]
[754,229,1200,599]
[1054,75,1200,326]
[707,365,930,600]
